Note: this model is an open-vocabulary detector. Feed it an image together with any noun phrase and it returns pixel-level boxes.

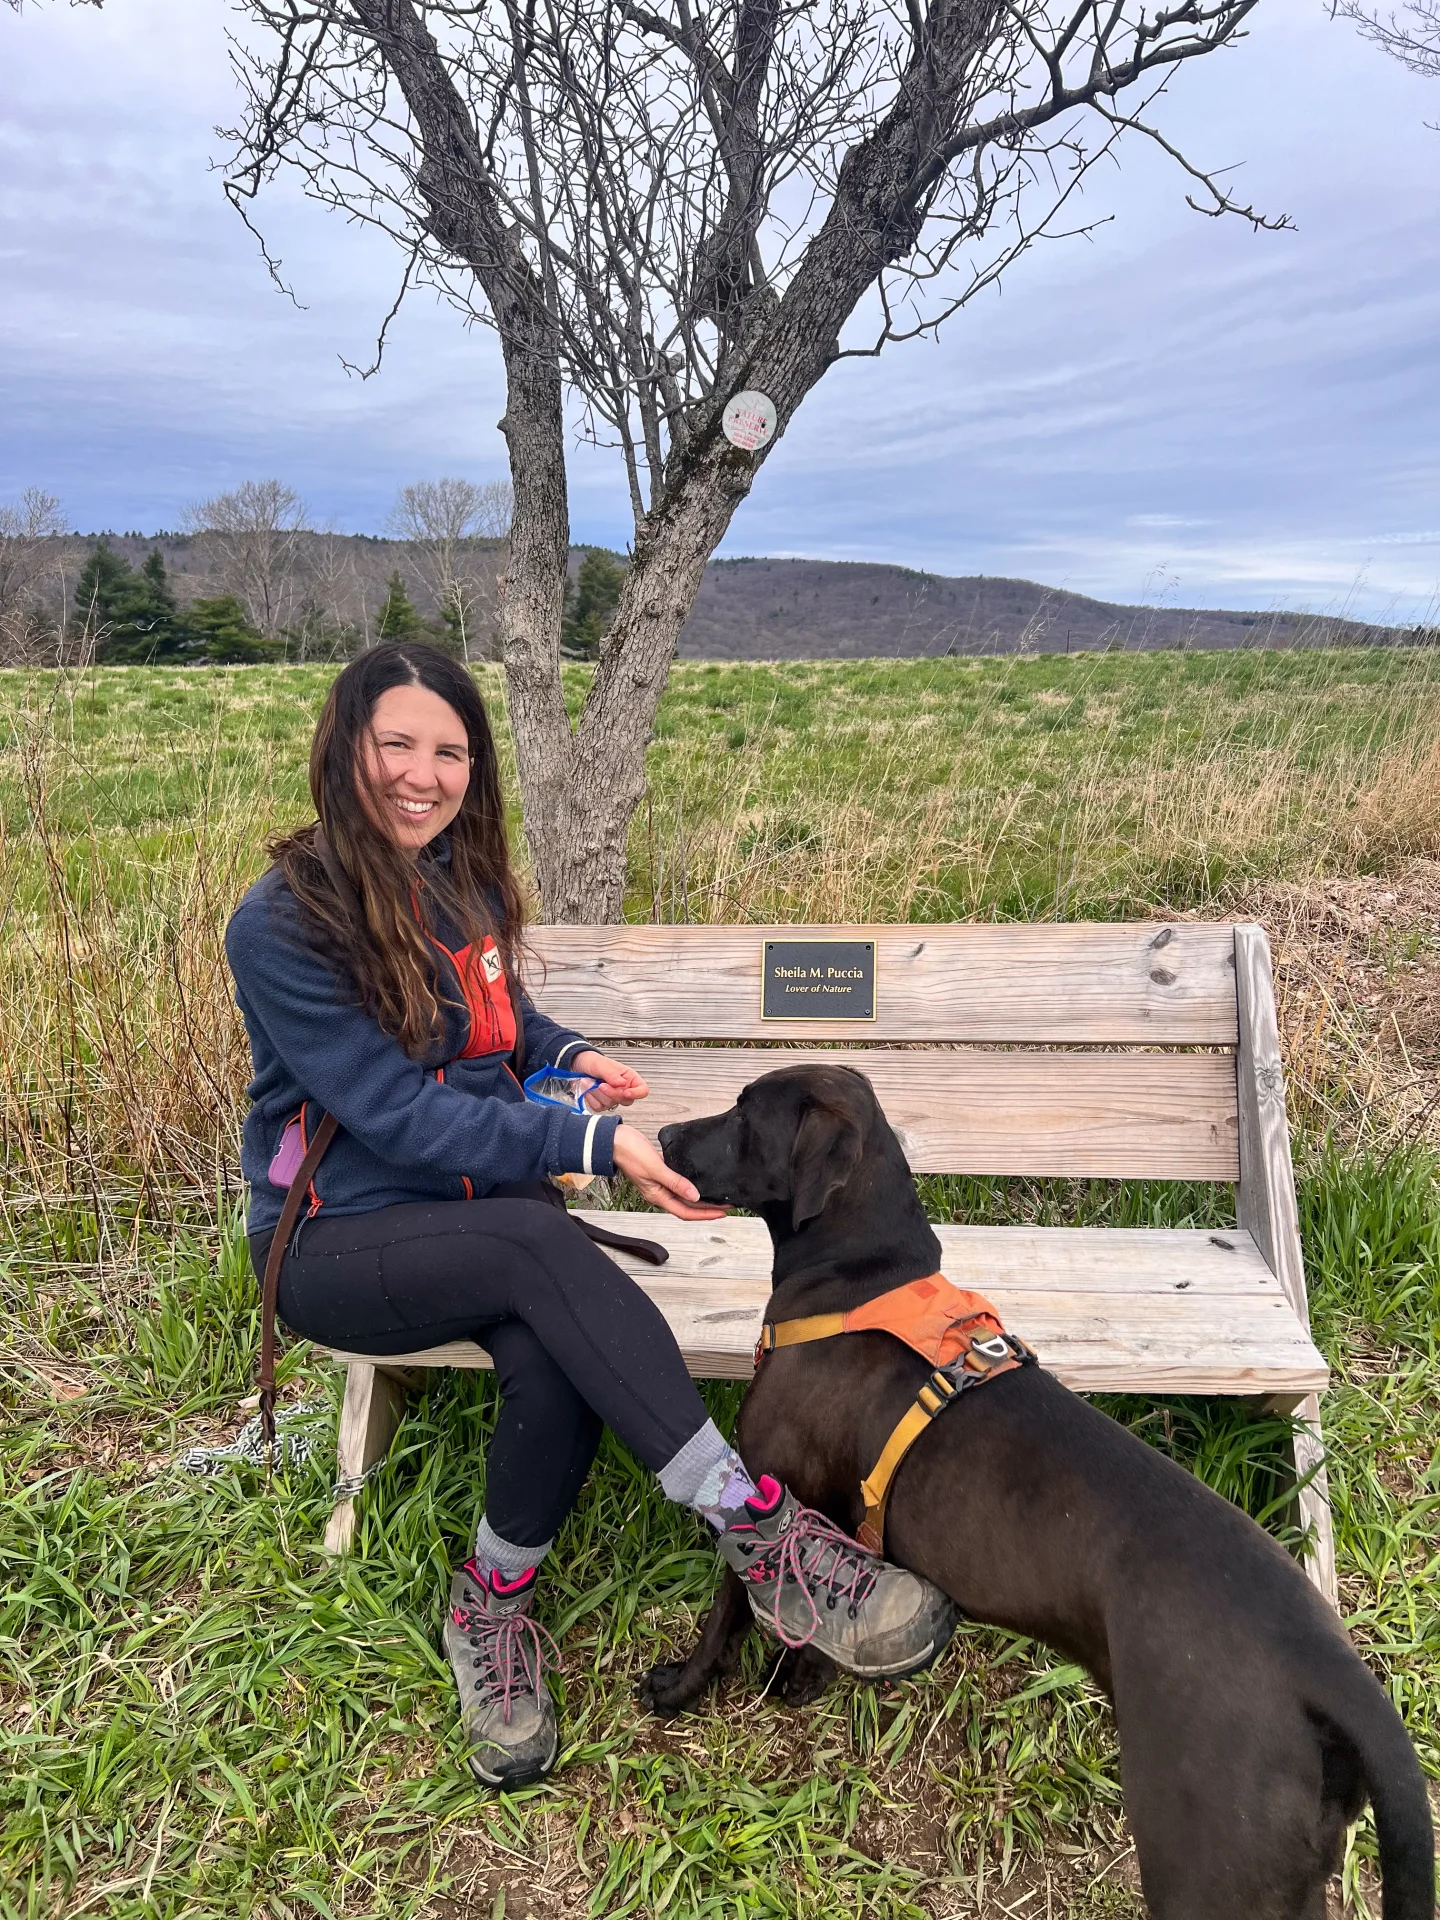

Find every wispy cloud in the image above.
[1127,515,1213,530]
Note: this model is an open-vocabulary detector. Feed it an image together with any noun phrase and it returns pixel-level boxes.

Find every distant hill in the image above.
[676,558,1393,658]
[48,536,1401,657]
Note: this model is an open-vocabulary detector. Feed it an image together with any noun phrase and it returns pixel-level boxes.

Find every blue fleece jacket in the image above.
[226,862,620,1238]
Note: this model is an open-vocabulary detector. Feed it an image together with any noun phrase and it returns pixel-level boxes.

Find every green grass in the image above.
[3,1152,1436,1918]
[2,652,1438,1915]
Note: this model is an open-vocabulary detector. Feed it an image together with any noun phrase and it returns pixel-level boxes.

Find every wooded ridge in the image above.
[680,557,1397,657]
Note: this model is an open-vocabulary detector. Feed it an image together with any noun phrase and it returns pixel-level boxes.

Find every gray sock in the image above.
[658,1418,759,1531]
[473,1514,551,1579]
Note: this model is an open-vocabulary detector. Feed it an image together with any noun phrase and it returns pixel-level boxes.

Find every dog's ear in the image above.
[789,1101,864,1229]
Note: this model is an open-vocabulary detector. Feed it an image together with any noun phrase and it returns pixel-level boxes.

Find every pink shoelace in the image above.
[453,1594,560,1725]
[744,1506,880,1650]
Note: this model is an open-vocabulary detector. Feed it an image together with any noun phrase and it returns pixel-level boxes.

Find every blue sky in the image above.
[3,0,1439,621]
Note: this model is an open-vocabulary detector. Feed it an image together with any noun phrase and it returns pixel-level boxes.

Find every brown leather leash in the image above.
[758,1274,1037,1554]
[258,1109,338,1458]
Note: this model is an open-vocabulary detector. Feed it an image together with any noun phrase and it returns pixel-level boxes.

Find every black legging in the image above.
[250,1187,712,1550]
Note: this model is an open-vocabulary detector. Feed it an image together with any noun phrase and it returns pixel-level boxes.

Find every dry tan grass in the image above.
[671,731,1423,929]
[1226,861,1440,1149]
[1,703,253,1225]
[1356,730,1440,859]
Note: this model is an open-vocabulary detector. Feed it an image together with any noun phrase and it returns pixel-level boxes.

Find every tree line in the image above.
[0,480,629,667]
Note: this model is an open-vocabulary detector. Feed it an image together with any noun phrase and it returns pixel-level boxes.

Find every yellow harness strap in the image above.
[761,1312,847,1349]
[759,1275,1034,1555]
[856,1369,958,1552]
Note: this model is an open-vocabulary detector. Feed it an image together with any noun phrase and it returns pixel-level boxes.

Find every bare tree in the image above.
[385,476,512,660]
[1334,0,1440,75]
[184,478,310,638]
[0,487,65,623]
[295,527,366,658]
[221,0,1279,921]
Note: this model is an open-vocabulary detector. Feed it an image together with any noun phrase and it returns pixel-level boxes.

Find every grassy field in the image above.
[2,650,1438,1919]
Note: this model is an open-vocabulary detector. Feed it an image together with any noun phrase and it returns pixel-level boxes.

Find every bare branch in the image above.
[0,488,66,626]
[1095,101,1292,230]
[339,240,423,377]
[1334,0,1440,77]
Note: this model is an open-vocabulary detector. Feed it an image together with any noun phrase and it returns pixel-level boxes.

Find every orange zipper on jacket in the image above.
[300,1104,323,1218]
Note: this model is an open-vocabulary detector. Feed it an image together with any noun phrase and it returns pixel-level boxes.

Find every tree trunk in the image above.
[492,335,586,918]
[505,436,757,923]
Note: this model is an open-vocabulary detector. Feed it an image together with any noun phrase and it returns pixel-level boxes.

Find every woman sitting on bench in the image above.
[226,639,953,1789]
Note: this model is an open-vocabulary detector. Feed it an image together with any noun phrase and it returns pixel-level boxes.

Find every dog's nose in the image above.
[657,1124,679,1157]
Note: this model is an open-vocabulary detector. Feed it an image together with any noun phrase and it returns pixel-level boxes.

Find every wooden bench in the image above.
[320,922,1336,1605]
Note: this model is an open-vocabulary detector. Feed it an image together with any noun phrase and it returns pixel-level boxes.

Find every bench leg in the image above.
[1291,1392,1339,1610]
[323,1362,411,1556]
[1262,1392,1338,1607]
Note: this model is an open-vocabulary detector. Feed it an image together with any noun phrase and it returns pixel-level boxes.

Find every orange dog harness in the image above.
[758,1274,1037,1553]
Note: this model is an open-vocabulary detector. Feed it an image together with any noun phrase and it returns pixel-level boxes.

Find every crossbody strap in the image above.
[259,1110,338,1456]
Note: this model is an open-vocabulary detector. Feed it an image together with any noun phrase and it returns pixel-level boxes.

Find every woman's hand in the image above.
[571,1048,649,1112]
[611,1124,727,1222]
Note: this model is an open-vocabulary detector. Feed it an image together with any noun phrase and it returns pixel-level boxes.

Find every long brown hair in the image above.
[269,641,527,1058]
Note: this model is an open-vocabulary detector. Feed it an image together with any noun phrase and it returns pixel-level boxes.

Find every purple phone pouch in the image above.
[269,1117,306,1188]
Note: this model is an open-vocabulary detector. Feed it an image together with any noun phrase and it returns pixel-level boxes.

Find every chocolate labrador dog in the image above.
[646,1065,1434,1920]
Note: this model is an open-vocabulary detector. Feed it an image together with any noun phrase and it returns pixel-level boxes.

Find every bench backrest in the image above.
[527,920,1306,1314]
[529,921,1243,1178]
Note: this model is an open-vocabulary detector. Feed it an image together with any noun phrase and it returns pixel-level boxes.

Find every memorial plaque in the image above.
[761,939,876,1021]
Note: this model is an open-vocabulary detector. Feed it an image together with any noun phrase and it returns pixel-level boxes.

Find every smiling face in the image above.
[359,682,472,851]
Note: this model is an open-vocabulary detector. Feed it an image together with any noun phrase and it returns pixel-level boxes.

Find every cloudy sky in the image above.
[3,0,1439,621]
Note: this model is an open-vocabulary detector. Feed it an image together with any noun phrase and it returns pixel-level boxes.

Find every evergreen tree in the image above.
[74,542,189,662]
[286,596,352,664]
[134,549,181,642]
[561,549,625,659]
[183,594,276,663]
[71,542,133,647]
[377,569,423,640]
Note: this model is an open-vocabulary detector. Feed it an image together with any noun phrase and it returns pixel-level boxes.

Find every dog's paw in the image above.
[636,1662,694,1718]
[778,1647,837,1709]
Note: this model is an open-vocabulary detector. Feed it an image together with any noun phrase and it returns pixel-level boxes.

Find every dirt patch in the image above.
[429,1816,589,1920]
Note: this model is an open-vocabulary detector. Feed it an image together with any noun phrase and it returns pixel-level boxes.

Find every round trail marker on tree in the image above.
[722,392,777,451]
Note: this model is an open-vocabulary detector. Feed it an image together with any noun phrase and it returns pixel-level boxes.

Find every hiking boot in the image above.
[717,1476,957,1680]
[443,1561,559,1788]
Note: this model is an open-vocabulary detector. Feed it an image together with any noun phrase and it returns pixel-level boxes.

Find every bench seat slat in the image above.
[595,1215,1287,1292]
[529,923,1240,1045]
[611,1049,1240,1180]
[323,1220,1328,1397]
